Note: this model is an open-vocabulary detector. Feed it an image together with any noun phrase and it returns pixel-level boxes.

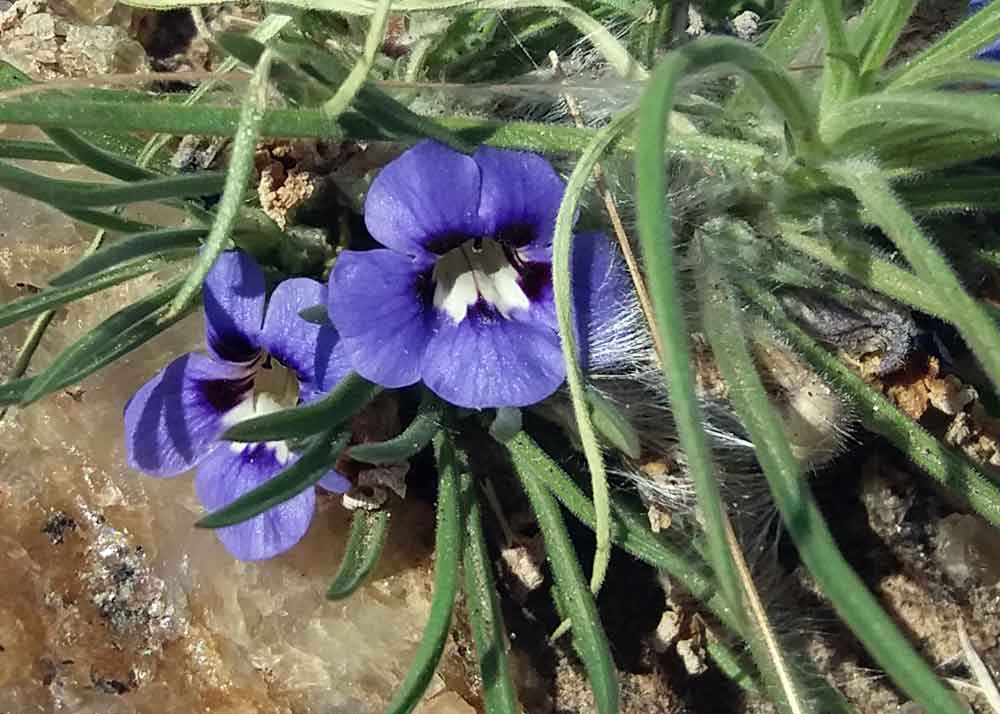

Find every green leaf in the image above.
[0,139,73,163]
[742,280,1000,531]
[348,390,442,464]
[849,0,918,79]
[822,92,1000,149]
[0,94,765,165]
[43,127,156,182]
[552,108,637,601]
[884,58,1000,91]
[0,160,225,208]
[888,0,1000,88]
[463,482,518,714]
[896,171,1000,214]
[503,429,741,634]
[61,209,161,234]
[703,266,965,714]
[326,508,392,599]
[19,279,194,405]
[50,227,206,286]
[385,428,464,714]
[163,47,273,322]
[826,159,1000,397]
[0,240,198,330]
[585,386,640,458]
[223,372,382,442]
[637,36,765,618]
[197,430,350,529]
[507,434,619,714]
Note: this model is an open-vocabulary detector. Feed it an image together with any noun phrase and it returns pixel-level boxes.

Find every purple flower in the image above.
[327,140,624,409]
[971,0,1000,60]
[124,250,352,561]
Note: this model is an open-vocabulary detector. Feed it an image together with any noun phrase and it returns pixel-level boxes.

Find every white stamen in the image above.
[432,240,531,323]
[223,392,291,464]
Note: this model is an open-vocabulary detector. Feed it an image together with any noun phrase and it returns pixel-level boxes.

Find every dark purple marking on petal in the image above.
[123,353,254,477]
[363,141,484,258]
[203,250,266,363]
[328,249,435,389]
[516,260,553,305]
[421,304,565,408]
[195,443,316,561]
[261,278,352,403]
[474,146,566,258]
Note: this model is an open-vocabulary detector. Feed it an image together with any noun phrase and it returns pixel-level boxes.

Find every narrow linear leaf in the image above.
[0,160,224,208]
[44,127,156,182]
[698,260,825,714]
[326,508,392,599]
[883,58,1000,92]
[553,108,636,600]
[322,0,393,117]
[62,208,160,234]
[888,0,1000,88]
[822,92,1000,148]
[50,227,206,286]
[704,266,965,714]
[0,96,762,167]
[507,435,619,714]
[385,428,464,714]
[826,159,1000,395]
[503,429,740,633]
[637,37,766,617]
[585,386,640,458]
[164,48,272,321]
[197,430,350,528]
[742,280,1000,530]
[0,246,196,329]
[19,279,193,405]
[223,372,381,443]
[463,482,518,714]
[0,139,73,163]
[348,389,443,464]
[850,0,918,78]
[818,0,858,108]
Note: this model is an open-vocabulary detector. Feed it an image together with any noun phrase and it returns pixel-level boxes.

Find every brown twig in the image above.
[548,50,664,362]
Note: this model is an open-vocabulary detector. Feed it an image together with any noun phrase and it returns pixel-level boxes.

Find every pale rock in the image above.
[0,176,460,713]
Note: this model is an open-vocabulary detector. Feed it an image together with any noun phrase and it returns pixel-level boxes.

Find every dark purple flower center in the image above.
[430,238,544,324]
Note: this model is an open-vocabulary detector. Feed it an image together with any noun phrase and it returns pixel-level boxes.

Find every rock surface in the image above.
[0,138,457,713]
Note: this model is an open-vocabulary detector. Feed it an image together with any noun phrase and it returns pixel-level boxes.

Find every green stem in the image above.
[553,108,636,598]
[322,0,393,117]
